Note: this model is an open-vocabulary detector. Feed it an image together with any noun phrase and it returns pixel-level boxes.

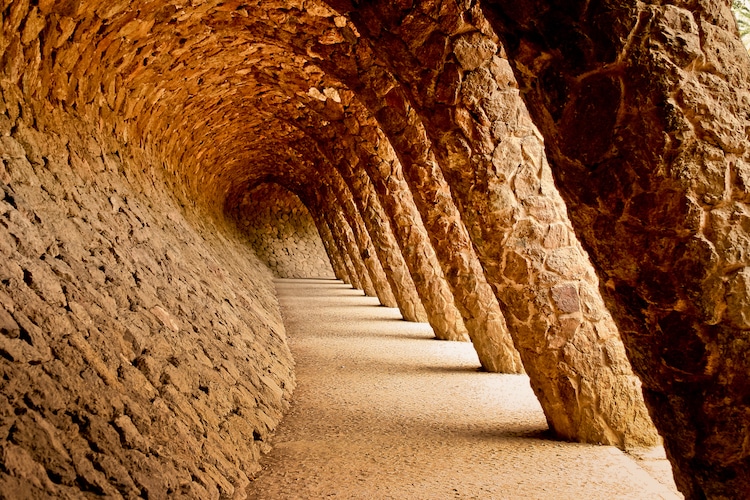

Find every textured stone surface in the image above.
[233,183,334,279]
[309,206,351,284]
[306,195,363,291]
[319,191,377,297]
[351,127,472,343]
[321,0,654,443]
[249,279,681,500]
[326,144,429,323]
[0,0,746,497]
[376,105,525,373]
[480,0,750,496]
[0,109,294,498]
[324,166,398,308]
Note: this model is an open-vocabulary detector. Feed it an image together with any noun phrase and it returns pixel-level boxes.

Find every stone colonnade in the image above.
[0,0,747,498]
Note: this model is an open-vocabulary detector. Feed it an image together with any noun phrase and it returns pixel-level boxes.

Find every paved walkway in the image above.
[246,279,683,499]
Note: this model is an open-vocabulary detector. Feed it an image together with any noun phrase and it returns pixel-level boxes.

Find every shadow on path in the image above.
[247,279,682,500]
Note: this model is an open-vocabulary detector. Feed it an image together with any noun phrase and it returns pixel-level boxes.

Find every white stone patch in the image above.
[323,87,341,103]
[334,16,347,28]
[308,87,327,101]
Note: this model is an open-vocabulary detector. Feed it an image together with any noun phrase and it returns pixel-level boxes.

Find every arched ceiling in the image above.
[24,0,411,221]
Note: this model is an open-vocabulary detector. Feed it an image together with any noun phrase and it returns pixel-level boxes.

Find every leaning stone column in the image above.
[326,0,656,447]
[480,0,750,497]
[297,21,522,371]
[288,136,396,305]
[356,129,470,342]
[323,195,377,297]
[324,168,399,308]
[310,204,350,283]
[337,156,429,323]
[306,194,361,290]
[373,110,524,375]
[286,105,431,322]
[433,45,656,446]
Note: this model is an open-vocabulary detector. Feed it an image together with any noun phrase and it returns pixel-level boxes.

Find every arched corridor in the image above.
[248,279,680,499]
[0,1,748,499]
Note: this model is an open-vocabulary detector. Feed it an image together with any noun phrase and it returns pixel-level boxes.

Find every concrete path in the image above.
[246,279,683,499]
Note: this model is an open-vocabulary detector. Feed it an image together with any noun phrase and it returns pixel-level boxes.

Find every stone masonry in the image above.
[233,182,334,279]
[0,1,748,498]
[0,105,294,498]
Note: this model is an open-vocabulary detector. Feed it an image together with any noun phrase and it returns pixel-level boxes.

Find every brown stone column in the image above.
[378,110,526,374]
[276,95,469,340]
[324,168,399,308]
[322,195,377,297]
[356,129,470,342]
[301,8,521,373]
[336,156,429,323]
[322,0,656,446]
[287,113,429,322]
[306,194,363,290]
[480,0,750,496]
[300,172,386,300]
[310,203,351,283]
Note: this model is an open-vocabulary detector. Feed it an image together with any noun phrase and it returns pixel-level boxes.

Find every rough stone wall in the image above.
[0,104,295,498]
[479,0,750,497]
[233,183,334,279]
[3,0,746,498]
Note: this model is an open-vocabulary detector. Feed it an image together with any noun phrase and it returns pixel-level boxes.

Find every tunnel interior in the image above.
[232,182,334,279]
[0,1,749,498]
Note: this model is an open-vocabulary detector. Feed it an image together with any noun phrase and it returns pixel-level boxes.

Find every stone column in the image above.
[324,0,656,446]
[285,138,396,305]
[436,46,656,446]
[310,203,350,283]
[298,8,522,373]
[276,97,470,340]
[480,0,750,496]
[324,168,399,308]
[323,186,377,297]
[376,107,525,374]
[321,193,377,297]
[336,156,429,323]
[305,194,362,290]
[287,113,430,322]
[356,129,470,342]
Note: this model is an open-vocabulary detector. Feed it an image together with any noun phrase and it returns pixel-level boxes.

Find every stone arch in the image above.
[280,136,399,307]
[7,0,647,443]
[2,0,748,497]
[232,36,524,370]
[249,0,656,445]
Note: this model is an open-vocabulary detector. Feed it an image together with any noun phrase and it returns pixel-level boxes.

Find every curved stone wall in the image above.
[0,106,295,498]
[233,183,334,279]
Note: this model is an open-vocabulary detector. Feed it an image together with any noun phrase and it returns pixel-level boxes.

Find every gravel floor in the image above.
[246,279,683,500]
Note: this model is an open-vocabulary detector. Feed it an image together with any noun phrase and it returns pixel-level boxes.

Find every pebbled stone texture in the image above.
[322,0,656,445]
[232,182,334,279]
[1,0,747,497]
[481,0,750,496]
[0,106,294,498]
